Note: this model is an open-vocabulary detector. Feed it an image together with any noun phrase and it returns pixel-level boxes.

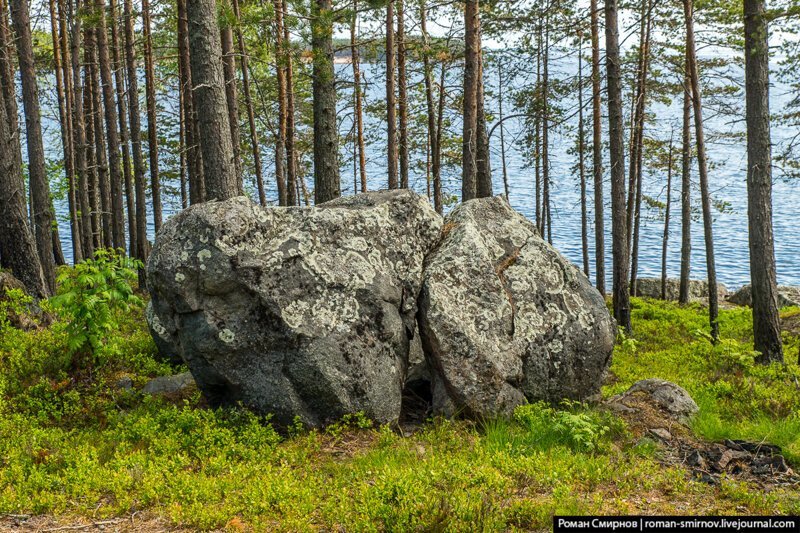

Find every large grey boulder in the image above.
[418,196,615,418]
[728,284,800,308]
[146,190,442,427]
[633,277,728,302]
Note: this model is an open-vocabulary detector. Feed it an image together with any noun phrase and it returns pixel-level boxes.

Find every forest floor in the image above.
[1,292,800,531]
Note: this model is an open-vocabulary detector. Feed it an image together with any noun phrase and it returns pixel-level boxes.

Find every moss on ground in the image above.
[1,293,799,531]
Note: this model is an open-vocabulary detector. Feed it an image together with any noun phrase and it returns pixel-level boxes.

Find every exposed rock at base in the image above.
[633,277,728,302]
[146,190,442,427]
[607,378,698,424]
[142,372,196,397]
[418,195,615,419]
[727,284,800,308]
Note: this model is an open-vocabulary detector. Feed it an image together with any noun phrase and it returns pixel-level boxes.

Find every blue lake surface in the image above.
[37,60,799,290]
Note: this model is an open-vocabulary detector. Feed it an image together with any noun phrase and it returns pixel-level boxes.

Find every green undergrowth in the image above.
[608,298,800,463]
[1,281,799,530]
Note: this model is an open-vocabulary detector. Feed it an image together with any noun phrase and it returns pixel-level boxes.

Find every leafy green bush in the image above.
[50,249,142,359]
[512,401,621,453]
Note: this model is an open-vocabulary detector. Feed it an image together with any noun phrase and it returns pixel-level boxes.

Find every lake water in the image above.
[40,60,799,290]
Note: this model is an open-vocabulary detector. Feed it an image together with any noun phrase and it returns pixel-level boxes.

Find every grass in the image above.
[1,288,800,530]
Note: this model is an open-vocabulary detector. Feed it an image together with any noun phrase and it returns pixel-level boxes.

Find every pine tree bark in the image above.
[311,0,340,204]
[108,0,135,255]
[220,9,242,185]
[744,0,782,363]
[542,20,551,243]
[628,0,652,295]
[679,65,692,304]
[435,61,446,212]
[396,0,409,189]
[47,0,67,266]
[83,38,102,251]
[605,0,631,331]
[271,0,287,205]
[498,62,509,198]
[93,0,125,249]
[578,36,589,278]
[0,0,20,171]
[351,0,367,193]
[9,0,57,293]
[70,0,94,258]
[177,0,203,205]
[590,0,604,295]
[188,0,240,201]
[684,0,719,342]
[57,0,82,262]
[386,2,398,189]
[87,29,112,249]
[461,0,479,201]
[0,83,47,299]
[123,0,149,263]
[475,45,492,198]
[142,0,162,231]
[233,0,266,204]
[283,2,297,206]
[662,134,674,300]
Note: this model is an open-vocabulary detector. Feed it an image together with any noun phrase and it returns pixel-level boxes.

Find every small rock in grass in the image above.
[142,372,196,397]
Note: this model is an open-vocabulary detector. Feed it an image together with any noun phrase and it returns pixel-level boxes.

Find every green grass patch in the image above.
[1,284,799,529]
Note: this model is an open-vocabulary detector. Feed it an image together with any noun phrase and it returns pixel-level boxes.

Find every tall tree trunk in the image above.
[351,0,367,193]
[542,20,551,243]
[179,86,187,208]
[435,61,446,213]
[94,0,125,249]
[124,0,148,264]
[177,0,203,205]
[534,31,541,231]
[311,0,340,204]
[744,0,782,363]
[396,0,409,189]
[475,44,492,198]
[283,2,297,206]
[233,0,266,204]
[605,0,631,331]
[498,61,509,198]
[461,0,478,201]
[83,42,101,251]
[47,0,67,266]
[421,0,438,210]
[578,36,589,278]
[87,28,112,248]
[188,0,240,200]
[679,64,692,304]
[0,83,47,298]
[271,0,286,205]
[590,0,604,295]
[57,0,82,262]
[10,0,56,293]
[628,0,652,294]
[142,0,162,231]
[0,0,21,176]
[109,0,135,254]
[662,133,674,300]
[386,2,398,189]
[220,9,242,185]
[685,0,719,342]
[70,0,94,259]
